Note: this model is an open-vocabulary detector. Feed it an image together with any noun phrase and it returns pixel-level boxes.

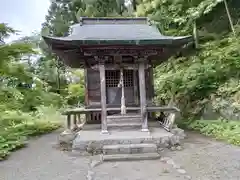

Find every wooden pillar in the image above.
[99,62,108,134]
[67,114,71,129]
[84,67,90,123]
[133,68,139,105]
[149,65,154,101]
[73,114,77,125]
[138,60,149,132]
[120,68,126,114]
[149,65,156,119]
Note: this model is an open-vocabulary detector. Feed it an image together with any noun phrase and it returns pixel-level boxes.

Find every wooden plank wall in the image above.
[86,66,155,123]
[87,68,101,106]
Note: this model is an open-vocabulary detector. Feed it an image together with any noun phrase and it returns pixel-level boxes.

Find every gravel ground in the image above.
[166,132,240,180]
[0,130,240,180]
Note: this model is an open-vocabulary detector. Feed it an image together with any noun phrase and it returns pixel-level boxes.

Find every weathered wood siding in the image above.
[86,67,154,107]
[87,68,101,106]
[145,68,154,104]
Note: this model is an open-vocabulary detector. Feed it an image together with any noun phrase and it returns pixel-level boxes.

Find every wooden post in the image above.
[149,65,155,119]
[84,67,90,123]
[67,114,71,129]
[99,62,108,134]
[120,68,126,114]
[193,21,199,49]
[77,114,81,124]
[73,114,77,125]
[149,65,154,100]
[138,60,149,132]
[133,68,139,106]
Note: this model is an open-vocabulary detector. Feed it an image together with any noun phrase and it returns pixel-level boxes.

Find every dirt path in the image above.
[1,131,240,180]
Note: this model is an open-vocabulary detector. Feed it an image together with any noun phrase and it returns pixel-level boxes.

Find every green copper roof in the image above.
[42,17,193,46]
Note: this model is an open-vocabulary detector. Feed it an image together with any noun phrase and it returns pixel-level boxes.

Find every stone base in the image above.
[102,152,161,161]
[103,143,157,155]
[71,126,185,155]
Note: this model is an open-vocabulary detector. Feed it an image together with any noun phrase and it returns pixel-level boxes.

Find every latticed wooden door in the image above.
[106,70,134,105]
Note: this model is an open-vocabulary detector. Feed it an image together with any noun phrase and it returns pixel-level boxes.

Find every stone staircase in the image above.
[104,113,160,161]
[107,113,142,129]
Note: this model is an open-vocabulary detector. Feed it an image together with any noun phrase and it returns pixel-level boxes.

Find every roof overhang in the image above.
[42,17,193,68]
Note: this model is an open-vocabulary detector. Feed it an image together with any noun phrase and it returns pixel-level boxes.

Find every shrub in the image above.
[188,120,240,146]
[66,83,85,106]
[0,107,62,160]
[154,35,240,119]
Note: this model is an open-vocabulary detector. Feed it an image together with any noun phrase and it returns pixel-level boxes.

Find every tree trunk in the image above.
[193,20,199,49]
[224,0,236,36]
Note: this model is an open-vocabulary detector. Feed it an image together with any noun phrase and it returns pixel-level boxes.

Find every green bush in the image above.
[154,35,240,119]
[188,120,240,146]
[66,83,85,106]
[0,107,62,160]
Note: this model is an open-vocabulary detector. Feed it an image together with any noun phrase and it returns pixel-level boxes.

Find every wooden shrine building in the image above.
[43,17,192,134]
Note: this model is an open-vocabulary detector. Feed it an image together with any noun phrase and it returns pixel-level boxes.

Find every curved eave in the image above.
[42,35,193,49]
[42,35,193,68]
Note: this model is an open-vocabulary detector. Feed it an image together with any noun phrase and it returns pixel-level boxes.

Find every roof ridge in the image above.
[78,17,149,25]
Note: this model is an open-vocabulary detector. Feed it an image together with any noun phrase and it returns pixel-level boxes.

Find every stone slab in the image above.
[102,152,161,161]
[103,143,157,155]
[107,122,142,128]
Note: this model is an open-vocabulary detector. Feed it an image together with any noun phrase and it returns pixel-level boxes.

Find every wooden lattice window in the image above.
[123,70,133,87]
[106,70,120,87]
[106,70,134,87]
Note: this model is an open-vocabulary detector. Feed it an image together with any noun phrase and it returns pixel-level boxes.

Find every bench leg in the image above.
[73,114,77,127]
[67,114,71,129]
[77,114,81,124]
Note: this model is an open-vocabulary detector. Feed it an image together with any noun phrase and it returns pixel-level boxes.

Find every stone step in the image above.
[107,118,141,123]
[107,114,141,122]
[102,152,160,162]
[107,113,141,118]
[103,143,157,155]
[107,122,142,129]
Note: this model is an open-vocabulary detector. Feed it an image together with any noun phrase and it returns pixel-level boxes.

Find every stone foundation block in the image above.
[103,143,157,155]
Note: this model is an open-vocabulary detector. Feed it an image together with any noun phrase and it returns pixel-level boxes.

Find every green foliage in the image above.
[136,0,240,35]
[188,120,240,146]
[0,23,16,41]
[155,34,240,118]
[66,69,85,105]
[0,23,64,160]
[0,107,62,160]
[67,83,85,105]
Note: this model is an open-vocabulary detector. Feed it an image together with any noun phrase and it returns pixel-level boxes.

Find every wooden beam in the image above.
[138,60,149,132]
[89,63,150,70]
[83,48,162,56]
[62,106,180,115]
[99,62,108,134]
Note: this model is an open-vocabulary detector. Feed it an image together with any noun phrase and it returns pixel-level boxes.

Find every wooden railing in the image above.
[62,106,179,131]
